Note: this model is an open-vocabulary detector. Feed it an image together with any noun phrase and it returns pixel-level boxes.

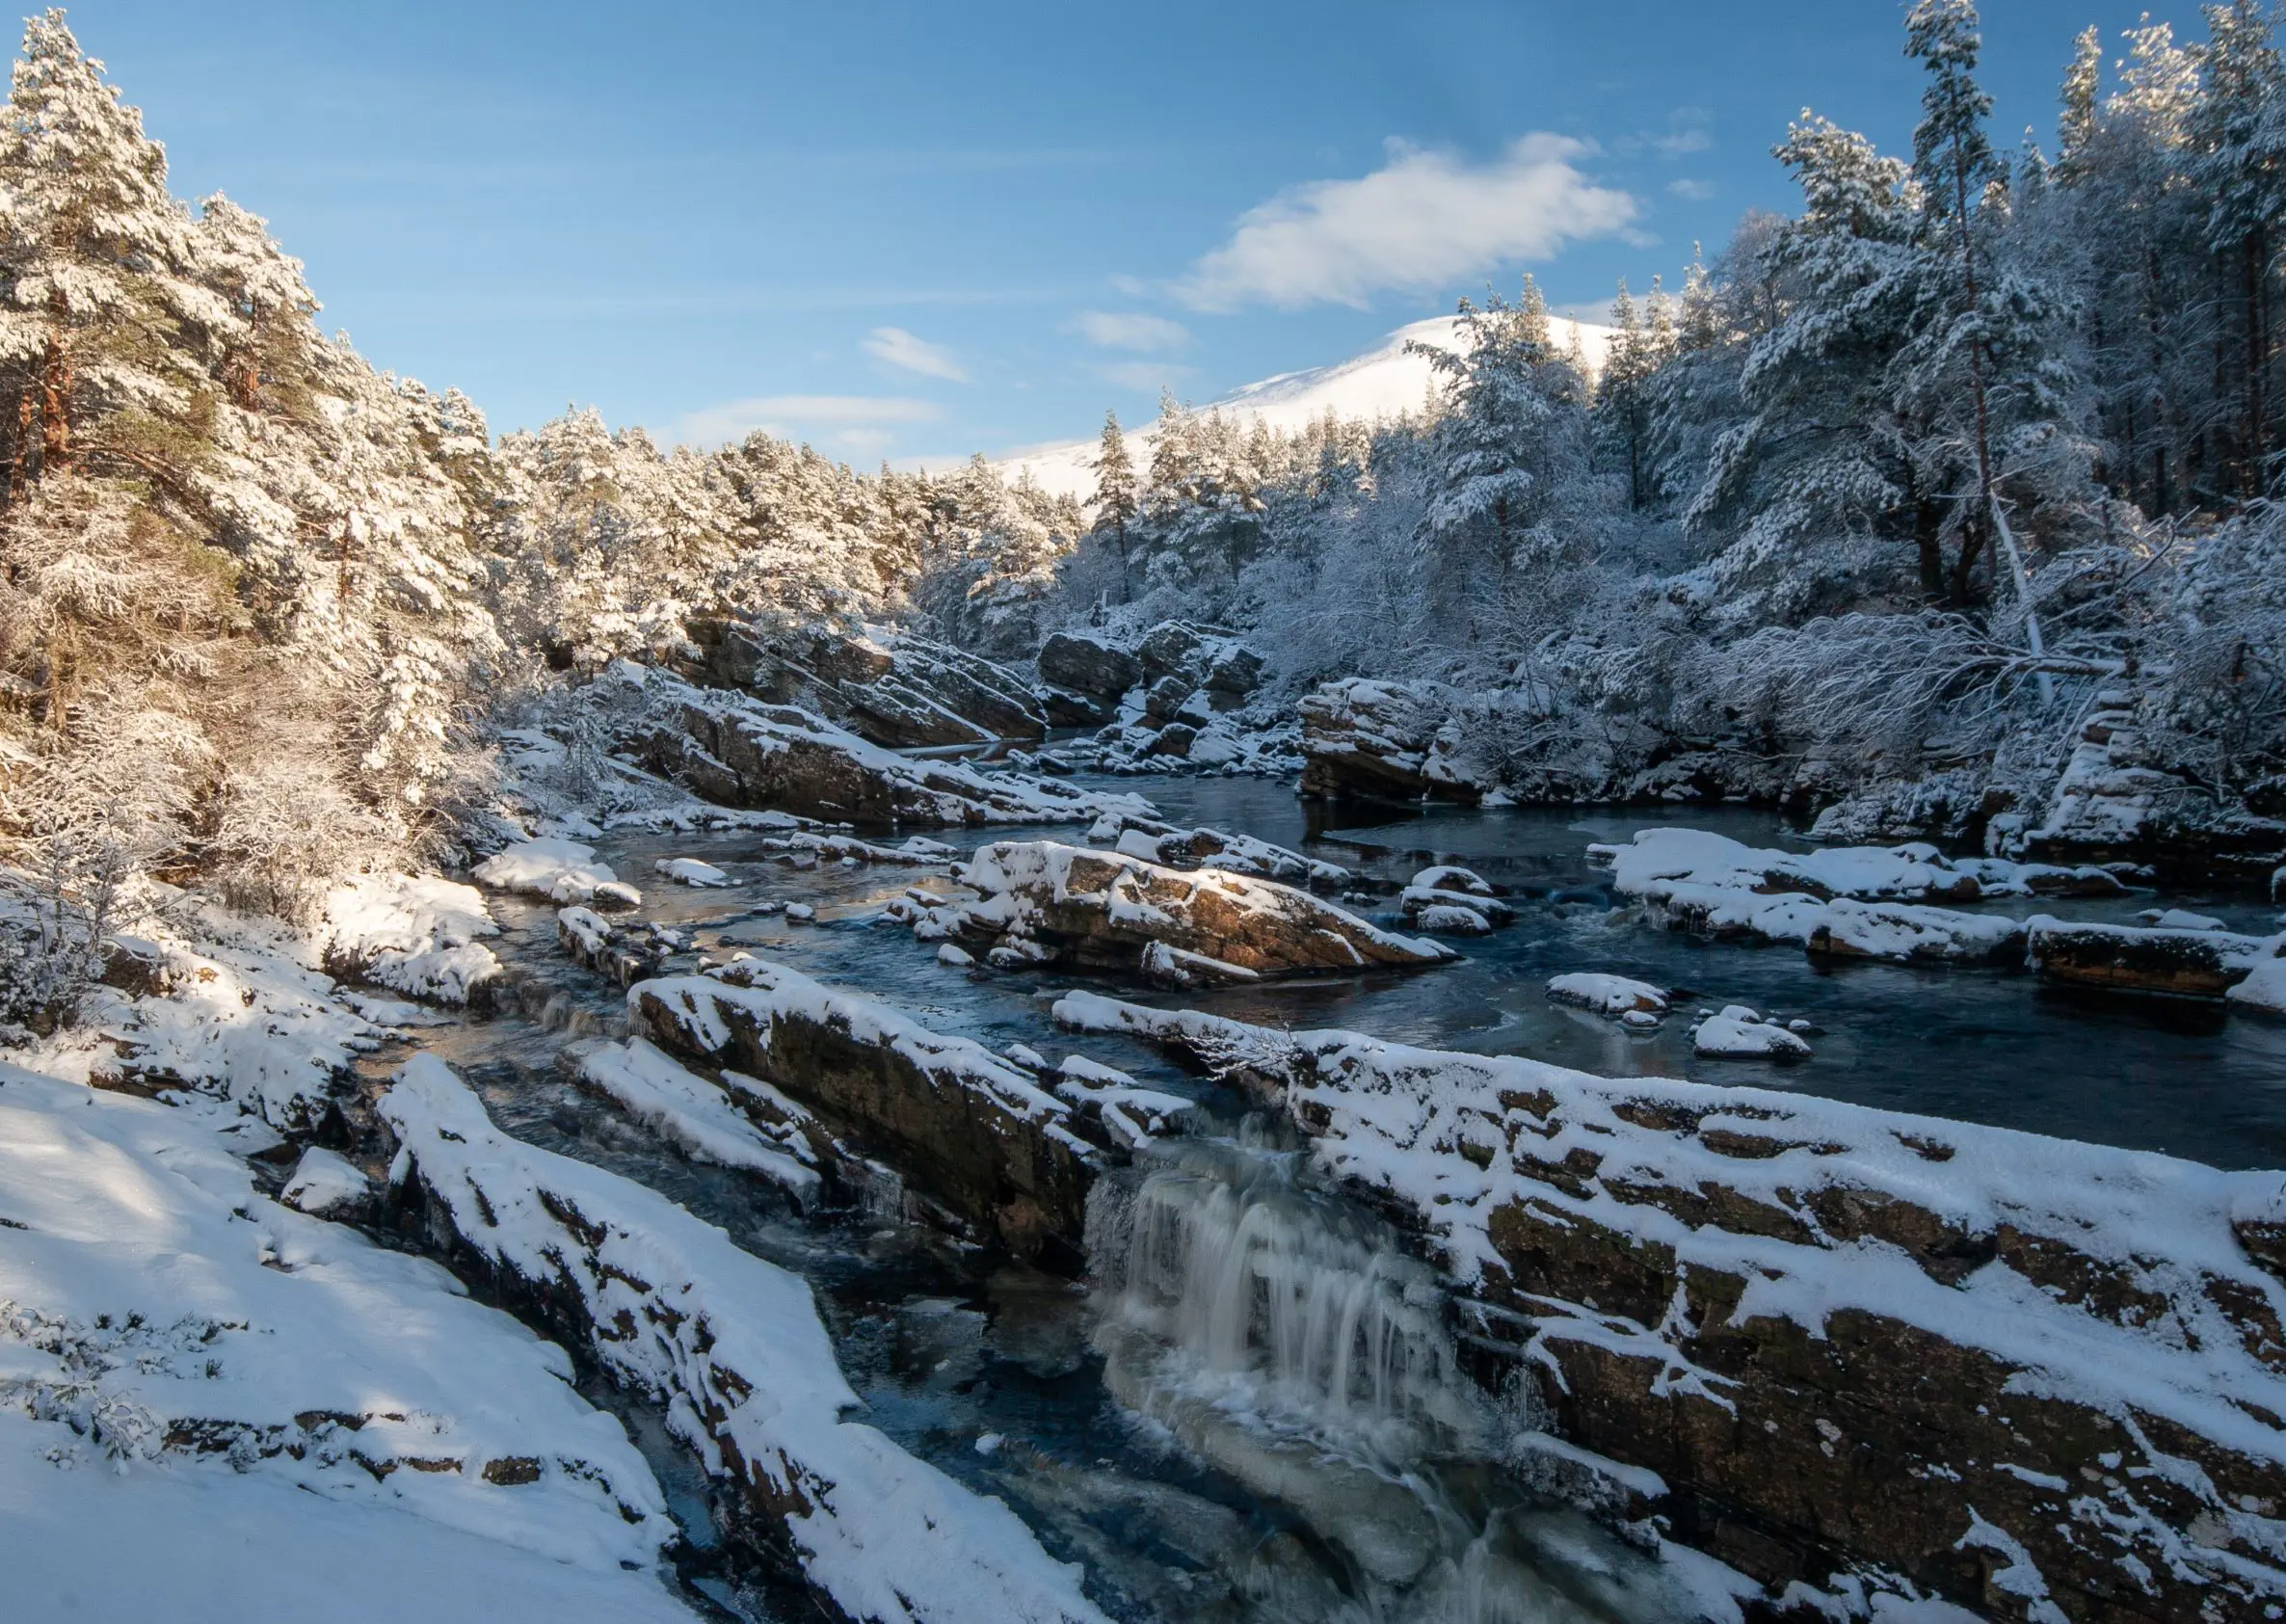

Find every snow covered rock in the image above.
[2028,917,2286,999]
[472,838,642,909]
[689,616,1047,748]
[1037,629,1142,700]
[378,1056,1109,1624]
[628,962,1102,1267]
[653,856,731,887]
[955,839,1455,980]
[1546,972,1669,1017]
[573,1036,820,1202]
[2136,906,2225,930]
[1593,828,2042,965]
[1691,1012,1813,1061]
[1804,897,2028,965]
[315,872,504,1006]
[629,677,1151,828]
[1097,812,1348,888]
[2228,958,2286,1016]
[764,831,957,866]
[1591,826,2118,906]
[279,1145,372,1218]
[1063,998,2286,1624]
[1047,1054,1195,1150]
[86,909,380,1131]
[1399,865,1512,932]
[557,907,678,986]
[1297,678,1488,805]
[0,1065,680,1612]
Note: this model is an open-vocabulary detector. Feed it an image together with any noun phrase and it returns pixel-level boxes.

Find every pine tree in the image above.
[1089,408,1137,598]
[1596,280,1656,510]
[0,12,207,493]
[2193,0,2285,494]
[1906,0,2003,599]
[2057,25,2103,179]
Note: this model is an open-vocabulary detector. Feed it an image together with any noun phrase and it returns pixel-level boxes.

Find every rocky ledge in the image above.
[628,960,1106,1269]
[618,669,1145,827]
[685,614,1047,748]
[1059,992,2286,1624]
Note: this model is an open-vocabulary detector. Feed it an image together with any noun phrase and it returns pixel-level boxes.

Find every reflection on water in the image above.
[387,770,2286,1621]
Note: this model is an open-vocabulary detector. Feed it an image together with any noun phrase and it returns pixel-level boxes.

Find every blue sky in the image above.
[67,0,2169,465]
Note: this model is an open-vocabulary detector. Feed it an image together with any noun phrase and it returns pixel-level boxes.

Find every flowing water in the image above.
[385,771,2286,1620]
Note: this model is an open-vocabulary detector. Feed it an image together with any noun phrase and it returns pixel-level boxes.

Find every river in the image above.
[388,771,2286,1621]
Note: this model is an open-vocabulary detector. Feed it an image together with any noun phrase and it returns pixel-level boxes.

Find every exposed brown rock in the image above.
[2028,916,2284,998]
[630,963,1101,1270]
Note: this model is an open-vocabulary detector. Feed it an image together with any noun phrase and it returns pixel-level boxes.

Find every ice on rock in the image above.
[472,838,642,908]
[654,856,732,887]
[1547,972,1670,1017]
[938,943,975,968]
[784,902,815,922]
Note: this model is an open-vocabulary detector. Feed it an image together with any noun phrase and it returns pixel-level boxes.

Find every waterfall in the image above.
[1090,1141,1492,1468]
[1084,1144,1703,1622]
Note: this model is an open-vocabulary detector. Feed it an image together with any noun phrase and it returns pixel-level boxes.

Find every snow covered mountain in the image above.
[999,312,1614,501]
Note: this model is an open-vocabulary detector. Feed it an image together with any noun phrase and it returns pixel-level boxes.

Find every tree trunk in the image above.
[38,319,69,476]
[1951,517,1981,608]
[1914,492,1945,600]
[2248,229,2269,495]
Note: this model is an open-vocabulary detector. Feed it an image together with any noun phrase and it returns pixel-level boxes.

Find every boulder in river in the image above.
[2027,916,2286,998]
[1297,678,1487,805]
[952,840,1456,982]
[1036,629,1143,701]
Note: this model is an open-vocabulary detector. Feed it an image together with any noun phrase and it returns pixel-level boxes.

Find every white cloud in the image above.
[1096,360,1194,392]
[861,326,968,381]
[676,393,940,447]
[1667,177,1715,200]
[1076,310,1191,351]
[1654,128,1713,157]
[1174,135,1637,312]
